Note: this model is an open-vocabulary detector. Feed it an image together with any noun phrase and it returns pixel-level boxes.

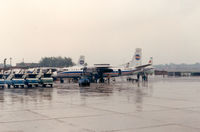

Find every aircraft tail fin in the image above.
[148,57,153,65]
[78,55,85,66]
[129,48,142,67]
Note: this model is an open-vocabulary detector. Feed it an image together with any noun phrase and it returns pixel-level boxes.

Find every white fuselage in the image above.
[54,65,140,79]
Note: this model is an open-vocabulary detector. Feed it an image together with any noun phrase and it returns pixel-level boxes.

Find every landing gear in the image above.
[1,86,4,89]
[14,85,19,88]
[60,78,64,83]
[28,85,32,88]
[99,78,104,83]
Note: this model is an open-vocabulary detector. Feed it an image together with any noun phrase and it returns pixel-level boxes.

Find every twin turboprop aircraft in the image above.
[53,48,154,81]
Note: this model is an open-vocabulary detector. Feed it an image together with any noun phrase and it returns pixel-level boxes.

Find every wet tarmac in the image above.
[1,77,200,131]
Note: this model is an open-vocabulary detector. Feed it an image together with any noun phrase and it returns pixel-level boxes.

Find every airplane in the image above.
[52,55,86,80]
[52,48,153,82]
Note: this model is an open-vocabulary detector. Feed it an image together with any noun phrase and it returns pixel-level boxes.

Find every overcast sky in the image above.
[0,0,200,66]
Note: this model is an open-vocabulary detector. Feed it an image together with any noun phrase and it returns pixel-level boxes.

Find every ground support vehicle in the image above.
[25,74,39,88]
[39,74,53,87]
[11,74,25,88]
[5,80,12,88]
[0,79,5,89]
[78,76,90,87]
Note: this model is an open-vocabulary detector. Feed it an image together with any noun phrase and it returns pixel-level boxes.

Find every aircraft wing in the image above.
[135,57,153,69]
[135,63,152,69]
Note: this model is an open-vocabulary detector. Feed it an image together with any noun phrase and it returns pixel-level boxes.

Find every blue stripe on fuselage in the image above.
[58,70,135,78]
[60,71,83,74]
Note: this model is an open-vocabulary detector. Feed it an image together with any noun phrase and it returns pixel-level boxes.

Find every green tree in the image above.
[39,57,75,67]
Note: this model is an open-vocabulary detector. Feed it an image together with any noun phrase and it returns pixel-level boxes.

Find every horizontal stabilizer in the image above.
[135,64,151,69]
[135,57,153,69]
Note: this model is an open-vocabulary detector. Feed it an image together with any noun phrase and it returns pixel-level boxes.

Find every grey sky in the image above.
[0,0,200,65]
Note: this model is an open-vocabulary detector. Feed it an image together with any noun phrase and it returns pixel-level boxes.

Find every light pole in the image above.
[4,58,7,69]
[10,57,12,67]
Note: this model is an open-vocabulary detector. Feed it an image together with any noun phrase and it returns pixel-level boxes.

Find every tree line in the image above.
[17,56,75,67]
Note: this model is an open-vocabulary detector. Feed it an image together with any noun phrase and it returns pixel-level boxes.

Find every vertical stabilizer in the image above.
[149,57,153,65]
[135,48,142,66]
[78,55,85,66]
[129,48,142,67]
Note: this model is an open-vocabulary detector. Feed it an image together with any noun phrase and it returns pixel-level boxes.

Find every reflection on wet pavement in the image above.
[1,77,200,131]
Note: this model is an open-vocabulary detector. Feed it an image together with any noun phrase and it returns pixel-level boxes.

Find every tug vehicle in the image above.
[78,76,90,87]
